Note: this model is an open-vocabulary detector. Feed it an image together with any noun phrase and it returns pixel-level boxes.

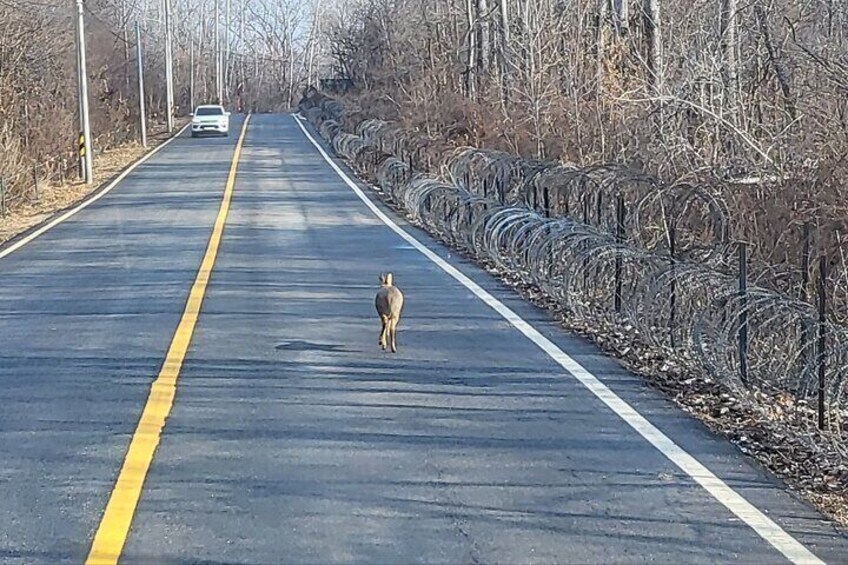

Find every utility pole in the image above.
[136,21,147,147]
[75,0,93,184]
[164,0,174,132]
[189,38,195,110]
[215,0,222,103]
[75,3,83,177]
[238,0,246,110]
[224,0,230,103]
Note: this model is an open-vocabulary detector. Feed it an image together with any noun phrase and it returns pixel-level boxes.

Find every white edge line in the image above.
[292,113,825,565]
[0,123,190,261]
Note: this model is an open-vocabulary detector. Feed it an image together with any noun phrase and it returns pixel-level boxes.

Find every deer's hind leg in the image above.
[379,315,389,349]
[388,317,399,353]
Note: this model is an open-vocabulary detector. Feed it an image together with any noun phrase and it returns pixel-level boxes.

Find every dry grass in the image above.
[0,120,186,246]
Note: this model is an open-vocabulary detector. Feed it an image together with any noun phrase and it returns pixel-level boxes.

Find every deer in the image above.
[375,272,404,353]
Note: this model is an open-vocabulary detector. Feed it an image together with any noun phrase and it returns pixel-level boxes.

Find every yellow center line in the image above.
[85,115,251,565]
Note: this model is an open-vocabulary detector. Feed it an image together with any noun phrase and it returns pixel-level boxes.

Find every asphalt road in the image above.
[1,114,847,564]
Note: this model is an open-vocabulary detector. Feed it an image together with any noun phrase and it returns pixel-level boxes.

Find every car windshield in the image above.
[195,107,223,116]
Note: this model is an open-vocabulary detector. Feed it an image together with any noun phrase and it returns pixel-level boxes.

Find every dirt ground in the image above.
[0,121,186,246]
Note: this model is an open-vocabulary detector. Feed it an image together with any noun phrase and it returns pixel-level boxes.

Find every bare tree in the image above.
[615,0,629,36]
[465,0,477,95]
[595,0,608,94]
[719,0,738,114]
[477,0,490,74]
[754,3,796,121]
[643,0,662,93]
[499,0,511,104]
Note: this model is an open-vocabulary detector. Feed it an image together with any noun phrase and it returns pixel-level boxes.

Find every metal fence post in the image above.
[817,255,827,430]
[614,194,625,313]
[668,220,677,348]
[0,178,6,217]
[595,191,603,227]
[800,223,812,382]
[527,180,536,211]
[533,182,540,213]
[594,191,603,288]
[738,242,748,386]
[32,163,40,202]
[582,192,590,290]
[801,223,811,297]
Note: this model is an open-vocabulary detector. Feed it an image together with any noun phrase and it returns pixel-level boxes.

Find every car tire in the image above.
[191,132,198,138]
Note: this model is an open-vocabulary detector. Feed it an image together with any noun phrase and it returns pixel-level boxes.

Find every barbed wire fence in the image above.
[300,91,848,462]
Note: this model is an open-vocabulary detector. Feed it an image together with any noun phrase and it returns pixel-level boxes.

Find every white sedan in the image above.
[190,105,230,137]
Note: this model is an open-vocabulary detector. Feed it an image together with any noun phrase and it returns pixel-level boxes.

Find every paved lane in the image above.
[1,113,845,563]
[111,114,847,564]
[0,120,243,563]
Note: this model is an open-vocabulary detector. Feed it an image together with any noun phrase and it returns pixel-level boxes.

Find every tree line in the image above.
[324,0,847,176]
[0,0,322,200]
[322,0,848,313]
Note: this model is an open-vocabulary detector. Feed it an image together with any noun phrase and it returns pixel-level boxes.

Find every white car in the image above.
[190,105,230,137]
